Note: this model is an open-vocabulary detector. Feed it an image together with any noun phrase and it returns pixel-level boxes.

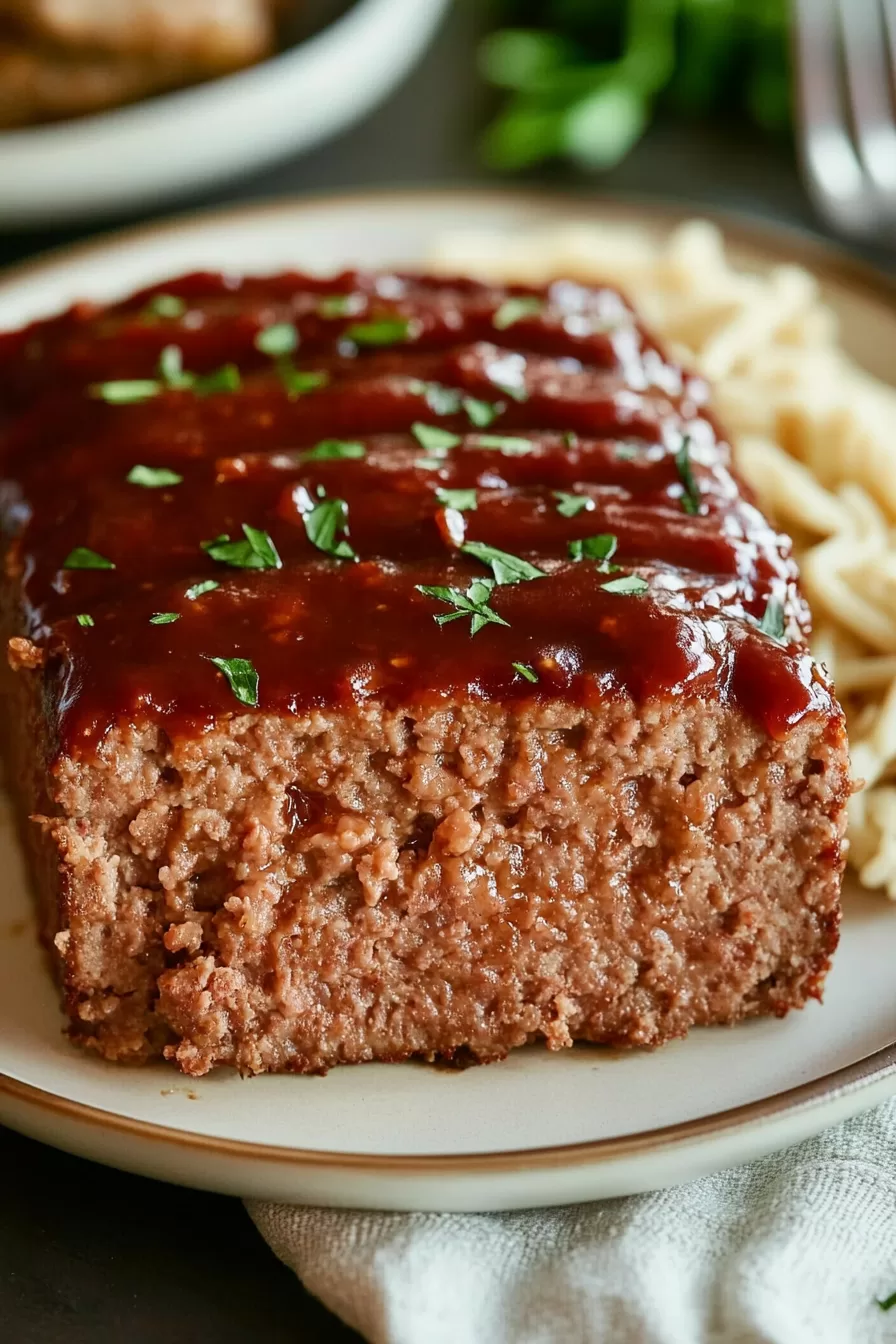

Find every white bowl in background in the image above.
[0,0,451,228]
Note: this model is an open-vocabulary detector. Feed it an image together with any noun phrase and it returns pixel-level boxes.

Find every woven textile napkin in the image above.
[248,1097,896,1344]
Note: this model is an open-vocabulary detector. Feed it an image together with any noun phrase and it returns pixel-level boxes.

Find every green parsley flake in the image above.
[279,367,328,399]
[563,431,579,449]
[410,382,462,416]
[202,524,281,571]
[90,379,161,405]
[317,293,364,319]
[492,379,529,403]
[675,436,701,515]
[461,540,546,585]
[435,487,477,512]
[150,612,180,625]
[877,1291,896,1312]
[471,434,533,457]
[345,317,416,346]
[568,534,618,568]
[194,364,241,397]
[143,293,186,320]
[63,546,115,570]
[512,662,538,683]
[158,344,192,390]
[255,323,299,357]
[412,423,462,454]
[554,491,594,519]
[299,493,357,560]
[601,574,649,595]
[463,396,503,428]
[207,656,259,707]
[416,577,509,636]
[304,439,366,462]
[493,296,543,330]
[758,596,786,641]
[127,464,183,488]
[75,613,94,627]
[185,579,219,601]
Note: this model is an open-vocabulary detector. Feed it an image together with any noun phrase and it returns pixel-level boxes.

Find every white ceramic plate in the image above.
[0,0,450,228]
[1,191,896,1213]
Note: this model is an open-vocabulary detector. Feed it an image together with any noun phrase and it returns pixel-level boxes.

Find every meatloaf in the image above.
[0,266,850,1075]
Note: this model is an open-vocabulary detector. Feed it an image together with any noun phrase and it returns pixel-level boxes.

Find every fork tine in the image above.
[793,0,872,234]
[883,0,896,72]
[837,0,896,201]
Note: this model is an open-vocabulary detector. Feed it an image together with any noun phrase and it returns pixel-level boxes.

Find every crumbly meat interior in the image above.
[25,698,844,1077]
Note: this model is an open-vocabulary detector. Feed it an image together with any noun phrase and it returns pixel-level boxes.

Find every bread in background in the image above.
[0,0,281,127]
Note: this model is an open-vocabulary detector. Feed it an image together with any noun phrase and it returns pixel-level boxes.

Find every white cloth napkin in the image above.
[248,1097,896,1344]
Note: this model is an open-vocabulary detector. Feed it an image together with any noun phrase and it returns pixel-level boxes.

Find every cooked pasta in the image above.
[430,218,896,896]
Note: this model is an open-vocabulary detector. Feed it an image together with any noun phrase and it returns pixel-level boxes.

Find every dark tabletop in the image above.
[0,4,886,1342]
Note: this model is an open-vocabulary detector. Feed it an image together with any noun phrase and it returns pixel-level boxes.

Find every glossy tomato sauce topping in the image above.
[0,269,837,752]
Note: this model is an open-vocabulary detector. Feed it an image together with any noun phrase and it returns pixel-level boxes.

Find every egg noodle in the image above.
[431,218,896,896]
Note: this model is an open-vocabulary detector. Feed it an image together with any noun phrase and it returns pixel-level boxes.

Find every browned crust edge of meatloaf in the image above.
[5,638,848,1077]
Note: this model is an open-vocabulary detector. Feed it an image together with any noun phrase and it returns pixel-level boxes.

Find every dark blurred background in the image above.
[0,3,889,1342]
[0,0,883,271]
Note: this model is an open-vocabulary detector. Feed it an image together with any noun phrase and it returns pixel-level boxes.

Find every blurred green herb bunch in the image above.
[479,0,791,172]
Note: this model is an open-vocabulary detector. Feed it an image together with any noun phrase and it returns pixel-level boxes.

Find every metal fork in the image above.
[793,0,896,240]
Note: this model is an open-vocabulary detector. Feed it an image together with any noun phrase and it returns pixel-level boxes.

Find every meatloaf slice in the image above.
[0,267,850,1075]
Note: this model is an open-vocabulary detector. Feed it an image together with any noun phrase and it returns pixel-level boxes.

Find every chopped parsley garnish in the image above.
[461,540,546,585]
[463,396,502,427]
[185,579,219,601]
[254,323,299,357]
[142,293,185,320]
[207,656,259,707]
[616,443,638,460]
[601,574,649,595]
[317,293,364,319]
[299,492,357,560]
[90,379,161,405]
[279,367,329,399]
[63,546,115,570]
[416,577,509,635]
[493,296,543,330]
[158,344,192,389]
[126,464,183,488]
[563,431,579,449]
[471,434,533,456]
[758,596,786,641]
[512,662,538,683]
[435,487,478,512]
[492,379,529,403]
[675,436,701,515]
[412,423,462,454]
[345,317,416,346]
[75,613,94,627]
[568,534,618,569]
[91,350,240,403]
[877,1291,896,1312]
[554,491,594,519]
[202,524,281,570]
[408,381,463,416]
[304,439,366,461]
[194,364,241,397]
[150,612,180,625]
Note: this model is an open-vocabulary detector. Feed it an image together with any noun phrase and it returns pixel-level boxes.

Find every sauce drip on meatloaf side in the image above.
[0,269,834,750]
[0,269,849,1076]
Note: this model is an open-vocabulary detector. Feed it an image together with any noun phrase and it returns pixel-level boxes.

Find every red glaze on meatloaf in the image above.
[0,268,850,1074]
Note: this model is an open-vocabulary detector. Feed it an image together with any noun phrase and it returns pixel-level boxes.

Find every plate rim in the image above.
[1,186,894,1181]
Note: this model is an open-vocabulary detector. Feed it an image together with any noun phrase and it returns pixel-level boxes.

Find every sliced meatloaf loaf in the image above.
[0,267,850,1075]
